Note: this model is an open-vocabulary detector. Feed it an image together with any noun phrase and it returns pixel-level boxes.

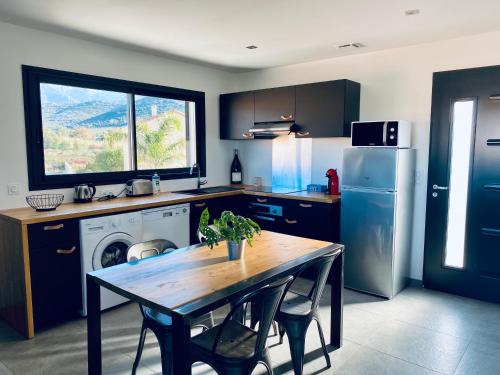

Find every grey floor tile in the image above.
[364,320,469,374]
[0,361,12,375]
[453,340,500,375]
[336,346,441,375]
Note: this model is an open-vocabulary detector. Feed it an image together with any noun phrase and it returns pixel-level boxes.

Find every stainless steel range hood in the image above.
[248,122,299,138]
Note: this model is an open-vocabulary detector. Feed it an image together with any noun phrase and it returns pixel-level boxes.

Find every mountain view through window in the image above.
[40,83,195,175]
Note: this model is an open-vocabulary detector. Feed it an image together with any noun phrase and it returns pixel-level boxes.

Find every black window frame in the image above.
[22,65,206,191]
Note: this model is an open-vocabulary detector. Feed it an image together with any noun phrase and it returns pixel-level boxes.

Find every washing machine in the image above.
[80,211,142,316]
[142,203,190,248]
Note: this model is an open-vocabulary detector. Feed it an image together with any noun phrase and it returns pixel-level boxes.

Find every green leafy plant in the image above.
[198,208,261,249]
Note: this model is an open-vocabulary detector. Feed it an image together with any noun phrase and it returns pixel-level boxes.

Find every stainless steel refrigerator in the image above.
[341,148,415,298]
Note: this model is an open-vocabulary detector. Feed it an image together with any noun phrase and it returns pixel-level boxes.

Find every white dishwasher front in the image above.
[142,203,190,249]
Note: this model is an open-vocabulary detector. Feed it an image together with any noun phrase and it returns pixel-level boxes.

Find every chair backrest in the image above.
[127,239,178,262]
[298,252,338,312]
[197,224,218,243]
[213,275,293,356]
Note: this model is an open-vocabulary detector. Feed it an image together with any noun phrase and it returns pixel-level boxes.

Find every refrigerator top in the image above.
[342,148,402,191]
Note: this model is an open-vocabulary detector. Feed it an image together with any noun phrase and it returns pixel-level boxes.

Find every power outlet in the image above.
[7,183,20,195]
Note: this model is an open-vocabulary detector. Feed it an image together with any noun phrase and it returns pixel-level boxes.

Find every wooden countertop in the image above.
[0,186,340,225]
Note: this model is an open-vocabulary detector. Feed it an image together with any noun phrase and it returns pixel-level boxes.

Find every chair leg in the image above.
[153,330,172,375]
[132,321,148,375]
[278,322,285,345]
[208,311,215,328]
[271,321,278,337]
[281,321,308,375]
[260,352,275,375]
[314,316,331,368]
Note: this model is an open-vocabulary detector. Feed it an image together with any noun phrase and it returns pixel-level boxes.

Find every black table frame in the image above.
[87,245,344,375]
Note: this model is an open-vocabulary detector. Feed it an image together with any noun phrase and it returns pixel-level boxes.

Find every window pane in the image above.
[40,83,131,175]
[135,95,196,170]
[444,100,475,269]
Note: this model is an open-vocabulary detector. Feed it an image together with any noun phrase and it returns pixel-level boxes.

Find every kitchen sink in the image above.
[173,186,243,195]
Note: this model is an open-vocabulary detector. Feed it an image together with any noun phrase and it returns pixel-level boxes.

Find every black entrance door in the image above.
[424,65,500,303]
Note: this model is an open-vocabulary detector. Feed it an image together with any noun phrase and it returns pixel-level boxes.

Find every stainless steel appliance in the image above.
[341,147,415,298]
[125,179,153,197]
[351,120,411,148]
[74,184,96,203]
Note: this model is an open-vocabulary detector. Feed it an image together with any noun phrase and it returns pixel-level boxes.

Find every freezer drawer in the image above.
[341,189,395,297]
[342,148,398,190]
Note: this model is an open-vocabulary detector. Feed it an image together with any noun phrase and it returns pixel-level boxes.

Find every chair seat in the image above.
[191,320,258,360]
[278,291,313,317]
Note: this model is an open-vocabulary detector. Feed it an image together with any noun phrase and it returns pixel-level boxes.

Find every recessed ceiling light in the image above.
[405,9,420,16]
[336,42,365,49]
[246,45,258,50]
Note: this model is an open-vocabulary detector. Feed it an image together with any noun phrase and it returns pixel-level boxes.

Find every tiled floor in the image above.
[0,280,499,374]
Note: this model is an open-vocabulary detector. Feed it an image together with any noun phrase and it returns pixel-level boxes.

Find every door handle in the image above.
[432,184,448,190]
[194,202,206,208]
[256,198,268,203]
[280,114,293,121]
[242,132,253,138]
[44,223,64,231]
[285,219,298,224]
[296,131,310,137]
[299,203,313,208]
[56,246,76,255]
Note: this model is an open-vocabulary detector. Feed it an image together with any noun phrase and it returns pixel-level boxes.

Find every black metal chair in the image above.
[189,275,294,375]
[127,240,214,375]
[275,252,337,375]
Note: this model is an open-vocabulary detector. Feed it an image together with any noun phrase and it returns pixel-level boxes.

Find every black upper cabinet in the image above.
[220,91,255,140]
[219,79,360,139]
[254,86,296,123]
[295,80,360,138]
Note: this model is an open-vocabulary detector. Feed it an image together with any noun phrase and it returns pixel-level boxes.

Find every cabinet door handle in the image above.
[57,246,76,255]
[256,198,268,203]
[299,203,313,208]
[242,132,253,138]
[285,219,298,224]
[43,224,64,231]
[280,114,293,121]
[296,131,310,137]
[194,202,206,208]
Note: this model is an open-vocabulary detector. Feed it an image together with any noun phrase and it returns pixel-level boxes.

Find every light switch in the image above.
[7,183,20,195]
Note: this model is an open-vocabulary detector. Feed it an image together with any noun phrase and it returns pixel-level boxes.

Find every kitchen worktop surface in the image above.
[0,185,340,224]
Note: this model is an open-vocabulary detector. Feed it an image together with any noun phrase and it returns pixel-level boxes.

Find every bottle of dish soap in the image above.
[152,172,161,194]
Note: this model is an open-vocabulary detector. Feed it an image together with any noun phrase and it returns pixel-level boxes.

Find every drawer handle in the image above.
[285,219,298,224]
[256,198,268,203]
[280,114,293,121]
[296,131,310,137]
[57,246,76,255]
[194,202,206,208]
[43,224,64,231]
[242,132,253,138]
[299,203,312,208]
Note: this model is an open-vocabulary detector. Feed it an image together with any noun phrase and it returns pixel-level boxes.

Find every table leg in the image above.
[86,274,102,375]
[330,250,344,348]
[171,313,192,375]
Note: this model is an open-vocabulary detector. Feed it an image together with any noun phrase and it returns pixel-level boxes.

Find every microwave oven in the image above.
[351,121,411,148]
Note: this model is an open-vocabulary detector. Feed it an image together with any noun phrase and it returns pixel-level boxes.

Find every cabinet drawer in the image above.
[28,220,79,249]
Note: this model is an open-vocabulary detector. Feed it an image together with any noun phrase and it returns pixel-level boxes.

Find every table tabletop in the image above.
[88,230,342,317]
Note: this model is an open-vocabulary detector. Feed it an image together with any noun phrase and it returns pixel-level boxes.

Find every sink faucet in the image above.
[190,163,207,189]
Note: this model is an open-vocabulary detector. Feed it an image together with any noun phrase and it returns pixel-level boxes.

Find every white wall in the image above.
[0,21,237,209]
[232,30,500,280]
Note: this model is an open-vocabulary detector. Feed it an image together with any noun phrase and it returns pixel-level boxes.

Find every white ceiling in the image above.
[1,0,500,72]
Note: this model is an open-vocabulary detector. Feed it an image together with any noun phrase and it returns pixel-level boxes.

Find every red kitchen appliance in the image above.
[326,169,340,195]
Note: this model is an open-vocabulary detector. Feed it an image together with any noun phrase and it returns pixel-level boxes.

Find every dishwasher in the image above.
[142,203,190,251]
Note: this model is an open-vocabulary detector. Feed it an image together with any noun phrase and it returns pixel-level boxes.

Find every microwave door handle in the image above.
[382,121,388,146]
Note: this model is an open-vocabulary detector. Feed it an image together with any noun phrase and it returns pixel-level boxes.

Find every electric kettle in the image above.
[74,184,96,203]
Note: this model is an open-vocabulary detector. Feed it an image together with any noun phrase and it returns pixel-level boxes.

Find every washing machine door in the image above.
[92,232,137,270]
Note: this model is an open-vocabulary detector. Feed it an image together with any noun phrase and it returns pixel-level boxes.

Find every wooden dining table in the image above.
[86,230,344,375]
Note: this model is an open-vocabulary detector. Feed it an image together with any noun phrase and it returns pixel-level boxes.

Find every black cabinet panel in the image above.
[28,220,82,329]
[295,80,360,138]
[254,86,295,123]
[220,92,254,140]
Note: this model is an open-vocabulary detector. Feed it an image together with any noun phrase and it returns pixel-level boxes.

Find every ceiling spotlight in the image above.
[336,42,365,49]
[246,45,258,50]
[405,9,420,16]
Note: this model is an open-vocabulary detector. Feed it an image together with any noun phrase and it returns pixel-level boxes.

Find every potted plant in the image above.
[198,208,261,260]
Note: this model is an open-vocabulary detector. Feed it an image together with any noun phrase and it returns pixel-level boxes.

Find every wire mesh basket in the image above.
[26,194,64,211]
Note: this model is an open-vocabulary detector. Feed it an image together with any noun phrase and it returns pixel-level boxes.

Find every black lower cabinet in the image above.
[28,220,82,329]
[189,196,245,244]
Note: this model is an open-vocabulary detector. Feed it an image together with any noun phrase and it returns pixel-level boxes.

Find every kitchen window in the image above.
[22,65,206,190]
